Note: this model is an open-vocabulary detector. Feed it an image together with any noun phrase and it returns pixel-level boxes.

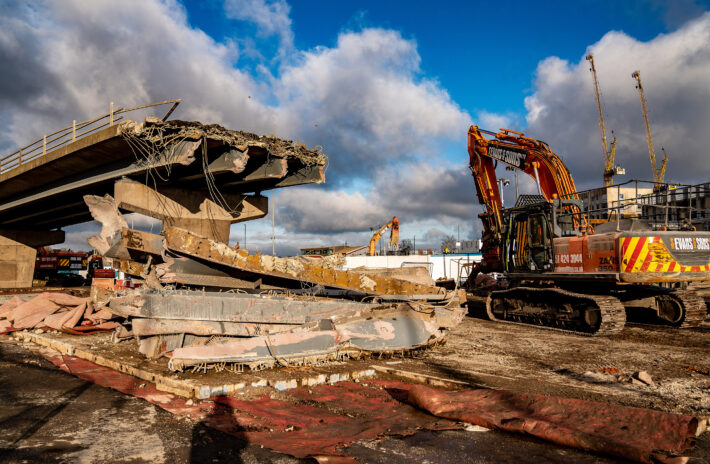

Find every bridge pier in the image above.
[0,229,65,289]
[0,236,36,288]
[114,179,268,244]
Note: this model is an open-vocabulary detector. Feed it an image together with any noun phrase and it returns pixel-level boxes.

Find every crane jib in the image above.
[487,145,527,170]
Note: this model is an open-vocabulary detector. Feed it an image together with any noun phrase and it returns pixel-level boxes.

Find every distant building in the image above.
[576,181,710,231]
[577,185,653,220]
[440,239,481,254]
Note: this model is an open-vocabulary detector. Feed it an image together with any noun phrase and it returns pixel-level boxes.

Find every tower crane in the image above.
[632,70,667,187]
[586,54,623,187]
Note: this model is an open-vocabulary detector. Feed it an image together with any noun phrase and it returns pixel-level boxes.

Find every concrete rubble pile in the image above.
[92,222,466,371]
[66,123,467,372]
[0,292,118,334]
[106,290,464,372]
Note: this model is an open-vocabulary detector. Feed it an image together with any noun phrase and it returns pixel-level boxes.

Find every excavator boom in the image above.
[468,126,583,270]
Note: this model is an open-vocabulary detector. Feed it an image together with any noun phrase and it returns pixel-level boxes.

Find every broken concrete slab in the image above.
[114,180,268,243]
[107,290,378,323]
[163,227,458,299]
[131,317,298,337]
[351,266,436,287]
[167,302,462,371]
[84,194,129,255]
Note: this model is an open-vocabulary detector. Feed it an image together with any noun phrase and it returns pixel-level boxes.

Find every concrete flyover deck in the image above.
[0,108,327,288]
[0,119,325,232]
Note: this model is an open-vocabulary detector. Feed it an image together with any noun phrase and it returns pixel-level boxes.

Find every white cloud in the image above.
[275,160,478,239]
[522,12,710,188]
[273,28,471,180]
[224,0,293,53]
[476,110,518,131]
[0,0,275,149]
[1,1,476,252]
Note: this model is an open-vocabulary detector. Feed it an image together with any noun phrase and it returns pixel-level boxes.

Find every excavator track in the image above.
[485,287,627,336]
[655,289,706,328]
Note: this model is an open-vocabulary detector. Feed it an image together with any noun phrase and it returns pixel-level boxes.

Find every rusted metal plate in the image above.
[620,271,710,283]
[163,227,450,297]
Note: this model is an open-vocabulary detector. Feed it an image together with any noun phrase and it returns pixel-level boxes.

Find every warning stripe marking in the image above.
[626,237,647,272]
[621,236,710,274]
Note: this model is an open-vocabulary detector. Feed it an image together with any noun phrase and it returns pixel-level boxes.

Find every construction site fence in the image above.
[0,100,181,175]
[559,179,710,231]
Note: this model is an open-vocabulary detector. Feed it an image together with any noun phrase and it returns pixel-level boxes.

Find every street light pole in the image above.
[505,166,518,201]
[498,178,510,207]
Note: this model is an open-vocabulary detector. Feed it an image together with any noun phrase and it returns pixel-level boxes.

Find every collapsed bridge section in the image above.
[0,101,326,287]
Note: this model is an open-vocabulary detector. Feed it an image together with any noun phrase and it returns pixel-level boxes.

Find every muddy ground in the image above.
[414,301,710,418]
[1,300,709,462]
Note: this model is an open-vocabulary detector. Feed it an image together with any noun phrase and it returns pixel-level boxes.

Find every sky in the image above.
[2,0,710,255]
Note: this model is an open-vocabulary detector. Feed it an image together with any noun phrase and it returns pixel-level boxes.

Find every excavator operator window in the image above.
[506,213,529,272]
[527,214,552,271]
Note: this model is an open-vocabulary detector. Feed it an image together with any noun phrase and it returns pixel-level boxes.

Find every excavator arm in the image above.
[468,126,582,271]
[368,216,399,256]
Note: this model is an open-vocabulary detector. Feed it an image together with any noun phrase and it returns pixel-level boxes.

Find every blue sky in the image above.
[3,0,710,254]
[183,0,708,117]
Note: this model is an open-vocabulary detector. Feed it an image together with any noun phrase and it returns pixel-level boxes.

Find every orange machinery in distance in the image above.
[368,217,399,256]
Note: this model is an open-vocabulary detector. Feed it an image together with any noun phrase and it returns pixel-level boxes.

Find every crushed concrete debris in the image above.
[167,302,456,372]
[633,371,655,387]
[359,274,377,292]
[122,118,327,167]
[103,289,464,370]
[0,292,118,334]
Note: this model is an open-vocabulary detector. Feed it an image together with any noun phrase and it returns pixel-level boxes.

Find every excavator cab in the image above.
[504,202,555,273]
[503,196,585,273]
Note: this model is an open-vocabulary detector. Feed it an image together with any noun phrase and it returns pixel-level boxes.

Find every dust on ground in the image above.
[398,301,710,418]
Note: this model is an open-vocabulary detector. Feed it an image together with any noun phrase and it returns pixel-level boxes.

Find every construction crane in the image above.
[586,54,623,187]
[632,70,667,187]
[368,216,399,256]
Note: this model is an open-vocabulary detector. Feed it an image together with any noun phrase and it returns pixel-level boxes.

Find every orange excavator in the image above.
[467,125,708,335]
[368,217,399,256]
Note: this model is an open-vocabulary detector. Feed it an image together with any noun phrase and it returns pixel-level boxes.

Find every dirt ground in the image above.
[413,301,710,418]
[1,298,709,462]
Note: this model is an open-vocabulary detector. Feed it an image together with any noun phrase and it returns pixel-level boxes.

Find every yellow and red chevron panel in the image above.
[619,235,710,282]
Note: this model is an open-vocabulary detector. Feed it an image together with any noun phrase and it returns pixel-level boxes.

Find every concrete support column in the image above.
[114,179,268,244]
[0,235,36,289]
